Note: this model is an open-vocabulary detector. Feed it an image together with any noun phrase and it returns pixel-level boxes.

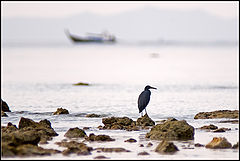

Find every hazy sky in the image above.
[1,1,239,19]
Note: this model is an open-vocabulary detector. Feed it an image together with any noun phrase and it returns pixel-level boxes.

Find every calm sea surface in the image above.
[1,43,239,159]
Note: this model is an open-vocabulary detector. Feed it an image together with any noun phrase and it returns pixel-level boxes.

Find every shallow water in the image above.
[1,43,239,159]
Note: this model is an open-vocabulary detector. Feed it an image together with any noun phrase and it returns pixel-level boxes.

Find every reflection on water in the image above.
[1,44,239,159]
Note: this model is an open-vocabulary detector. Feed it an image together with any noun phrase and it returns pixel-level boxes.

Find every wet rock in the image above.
[194,110,239,119]
[194,143,204,147]
[55,140,93,155]
[136,114,155,127]
[138,151,150,155]
[101,116,139,131]
[139,144,144,147]
[2,143,60,157]
[213,128,231,133]
[1,111,8,117]
[64,127,87,138]
[85,133,115,141]
[1,99,11,112]
[86,113,101,118]
[2,119,60,157]
[83,127,90,130]
[94,155,110,159]
[205,137,232,149]
[53,108,69,115]
[94,147,131,153]
[219,120,239,124]
[124,138,137,143]
[146,142,153,147]
[73,82,90,86]
[199,124,218,130]
[1,122,18,134]
[155,140,179,154]
[232,142,239,149]
[18,117,58,143]
[146,118,194,140]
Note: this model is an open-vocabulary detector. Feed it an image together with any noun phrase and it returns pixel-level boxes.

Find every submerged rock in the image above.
[94,155,110,159]
[85,133,115,142]
[136,114,155,127]
[86,113,101,118]
[146,118,194,140]
[213,128,231,133]
[155,140,179,154]
[205,137,232,149]
[73,82,90,86]
[138,151,150,155]
[194,110,239,119]
[1,99,11,112]
[64,127,87,138]
[194,143,204,147]
[94,147,131,153]
[219,120,239,124]
[53,108,69,115]
[124,138,137,143]
[55,140,93,155]
[199,124,218,130]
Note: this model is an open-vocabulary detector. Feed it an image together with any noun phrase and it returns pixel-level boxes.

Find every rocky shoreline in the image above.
[1,100,239,158]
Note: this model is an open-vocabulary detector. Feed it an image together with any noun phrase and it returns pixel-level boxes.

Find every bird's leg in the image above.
[145,109,147,116]
[141,112,143,117]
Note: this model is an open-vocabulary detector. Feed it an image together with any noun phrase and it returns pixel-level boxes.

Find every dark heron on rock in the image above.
[138,85,157,116]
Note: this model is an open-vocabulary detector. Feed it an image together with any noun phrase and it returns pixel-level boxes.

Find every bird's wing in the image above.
[138,91,151,112]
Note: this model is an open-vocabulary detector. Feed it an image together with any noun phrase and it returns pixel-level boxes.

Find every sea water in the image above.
[1,42,239,159]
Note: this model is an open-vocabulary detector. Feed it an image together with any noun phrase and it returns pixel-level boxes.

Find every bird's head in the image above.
[145,85,157,90]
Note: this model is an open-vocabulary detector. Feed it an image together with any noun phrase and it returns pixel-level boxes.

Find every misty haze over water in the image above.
[1,6,239,47]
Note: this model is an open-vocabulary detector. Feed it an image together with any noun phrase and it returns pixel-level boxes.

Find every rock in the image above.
[155,140,179,154]
[15,144,60,156]
[194,110,239,119]
[85,133,115,142]
[101,116,139,131]
[64,127,86,138]
[199,124,218,130]
[73,82,90,86]
[18,117,58,143]
[86,113,101,118]
[1,111,8,117]
[55,140,93,155]
[219,120,239,124]
[124,138,137,143]
[83,127,90,130]
[94,147,131,153]
[145,118,194,140]
[2,119,60,157]
[146,142,153,147]
[205,137,232,149]
[2,143,60,157]
[194,143,204,147]
[1,99,11,112]
[94,155,110,159]
[213,128,231,133]
[138,151,150,155]
[139,144,144,147]
[136,114,155,127]
[232,142,239,149]
[53,108,69,115]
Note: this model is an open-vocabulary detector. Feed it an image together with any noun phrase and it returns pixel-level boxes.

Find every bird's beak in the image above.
[150,86,157,90]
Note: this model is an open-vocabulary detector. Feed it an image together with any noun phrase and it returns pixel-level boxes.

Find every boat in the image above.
[65,29,116,43]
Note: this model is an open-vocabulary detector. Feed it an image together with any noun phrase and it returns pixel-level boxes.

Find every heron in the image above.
[138,85,157,117]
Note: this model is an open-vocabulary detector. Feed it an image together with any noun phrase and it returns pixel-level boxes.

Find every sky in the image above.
[1,1,239,19]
